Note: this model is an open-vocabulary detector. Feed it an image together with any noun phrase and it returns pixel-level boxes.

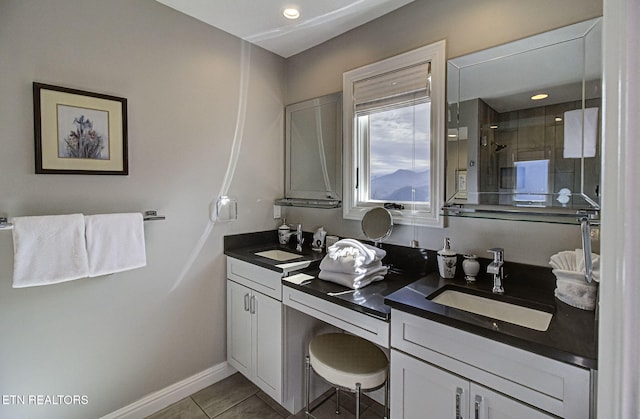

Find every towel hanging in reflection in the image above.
[563,107,598,158]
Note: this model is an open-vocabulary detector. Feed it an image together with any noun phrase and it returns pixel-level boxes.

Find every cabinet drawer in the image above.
[391,309,591,418]
[283,286,389,348]
[227,257,283,300]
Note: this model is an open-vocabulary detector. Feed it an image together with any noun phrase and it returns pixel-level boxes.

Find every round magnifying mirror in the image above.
[361,207,393,246]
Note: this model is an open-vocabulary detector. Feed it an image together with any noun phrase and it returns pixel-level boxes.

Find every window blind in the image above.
[353,61,431,112]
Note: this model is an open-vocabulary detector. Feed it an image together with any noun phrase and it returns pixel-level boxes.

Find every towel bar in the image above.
[0,217,11,231]
[0,210,166,231]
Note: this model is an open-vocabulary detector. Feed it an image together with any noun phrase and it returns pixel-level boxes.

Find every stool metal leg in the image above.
[305,356,311,417]
[355,383,361,419]
[384,366,390,419]
[335,387,340,415]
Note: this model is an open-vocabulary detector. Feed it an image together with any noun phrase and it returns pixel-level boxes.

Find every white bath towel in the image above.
[12,214,90,288]
[563,107,598,158]
[318,263,388,289]
[327,239,386,267]
[85,213,146,277]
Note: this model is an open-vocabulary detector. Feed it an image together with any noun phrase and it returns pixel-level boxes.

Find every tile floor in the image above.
[146,372,385,419]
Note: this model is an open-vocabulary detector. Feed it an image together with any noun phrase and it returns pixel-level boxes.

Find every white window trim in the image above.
[342,40,446,227]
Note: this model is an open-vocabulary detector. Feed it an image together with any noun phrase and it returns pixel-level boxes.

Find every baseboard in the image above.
[100,362,237,419]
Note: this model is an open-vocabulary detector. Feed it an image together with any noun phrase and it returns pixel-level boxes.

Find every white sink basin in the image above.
[430,290,553,331]
[254,249,302,261]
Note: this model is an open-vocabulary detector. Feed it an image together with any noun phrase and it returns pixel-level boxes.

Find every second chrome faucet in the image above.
[295,224,304,252]
[487,248,505,294]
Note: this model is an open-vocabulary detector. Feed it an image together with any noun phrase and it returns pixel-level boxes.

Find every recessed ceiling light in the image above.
[283,8,300,19]
[531,93,549,101]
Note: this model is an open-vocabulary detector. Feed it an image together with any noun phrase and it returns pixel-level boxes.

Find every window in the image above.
[343,41,446,227]
[514,159,550,205]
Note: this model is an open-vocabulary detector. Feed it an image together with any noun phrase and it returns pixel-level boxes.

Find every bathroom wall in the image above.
[0,1,285,418]
[284,0,602,266]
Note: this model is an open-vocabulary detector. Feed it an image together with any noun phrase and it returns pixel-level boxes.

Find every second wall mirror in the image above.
[277,92,342,208]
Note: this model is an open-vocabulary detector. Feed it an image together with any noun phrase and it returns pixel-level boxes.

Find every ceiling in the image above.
[156,0,414,58]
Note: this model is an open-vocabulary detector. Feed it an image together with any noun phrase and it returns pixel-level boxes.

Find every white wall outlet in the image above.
[273,205,282,219]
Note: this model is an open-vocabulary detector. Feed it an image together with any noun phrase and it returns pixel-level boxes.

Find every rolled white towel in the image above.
[327,239,386,266]
[318,264,388,289]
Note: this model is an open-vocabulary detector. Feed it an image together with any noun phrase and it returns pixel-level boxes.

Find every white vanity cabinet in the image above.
[226,258,283,403]
[390,309,592,419]
[392,350,553,418]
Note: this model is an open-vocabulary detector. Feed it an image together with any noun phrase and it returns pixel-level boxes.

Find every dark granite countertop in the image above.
[384,268,598,370]
[283,268,422,321]
[224,230,325,273]
[224,231,598,370]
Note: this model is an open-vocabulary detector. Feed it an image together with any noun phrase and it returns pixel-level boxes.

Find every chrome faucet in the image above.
[487,248,505,294]
[295,224,304,252]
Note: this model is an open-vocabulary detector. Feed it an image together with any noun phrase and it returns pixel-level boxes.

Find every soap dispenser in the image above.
[437,237,457,279]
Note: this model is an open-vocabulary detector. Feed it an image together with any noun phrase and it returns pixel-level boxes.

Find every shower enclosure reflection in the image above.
[445,18,602,219]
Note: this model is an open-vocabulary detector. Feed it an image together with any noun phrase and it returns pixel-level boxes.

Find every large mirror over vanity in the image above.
[444,18,602,222]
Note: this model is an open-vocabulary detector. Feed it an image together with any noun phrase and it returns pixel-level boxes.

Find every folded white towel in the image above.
[327,239,386,267]
[318,264,388,289]
[12,214,90,288]
[563,108,598,158]
[85,213,146,277]
[320,255,383,275]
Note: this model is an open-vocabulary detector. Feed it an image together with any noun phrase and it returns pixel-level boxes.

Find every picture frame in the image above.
[33,82,128,175]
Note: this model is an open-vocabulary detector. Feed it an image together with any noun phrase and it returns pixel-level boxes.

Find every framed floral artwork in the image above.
[33,82,128,175]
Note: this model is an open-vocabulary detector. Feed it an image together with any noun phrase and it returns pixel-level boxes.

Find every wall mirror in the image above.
[277,92,342,208]
[444,18,602,222]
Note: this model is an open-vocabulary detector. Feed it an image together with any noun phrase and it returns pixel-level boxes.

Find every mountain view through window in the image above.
[368,101,431,203]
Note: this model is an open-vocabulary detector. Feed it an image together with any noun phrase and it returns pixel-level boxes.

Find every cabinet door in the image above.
[253,292,282,402]
[470,383,554,419]
[391,350,469,419]
[227,280,252,377]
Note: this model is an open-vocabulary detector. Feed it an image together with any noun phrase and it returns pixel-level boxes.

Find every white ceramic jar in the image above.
[462,254,480,283]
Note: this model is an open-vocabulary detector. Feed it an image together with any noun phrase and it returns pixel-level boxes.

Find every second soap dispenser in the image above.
[437,237,457,279]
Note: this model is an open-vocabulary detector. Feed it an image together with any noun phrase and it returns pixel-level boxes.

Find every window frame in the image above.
[342,41,446,227]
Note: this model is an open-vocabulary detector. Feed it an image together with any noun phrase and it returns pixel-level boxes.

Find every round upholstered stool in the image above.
[304,333,389,419]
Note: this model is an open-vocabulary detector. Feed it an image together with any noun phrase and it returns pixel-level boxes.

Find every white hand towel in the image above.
[85,213,146,277]
[318,264,388,289]
[563,107,598,158]
[12,214,89,288]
